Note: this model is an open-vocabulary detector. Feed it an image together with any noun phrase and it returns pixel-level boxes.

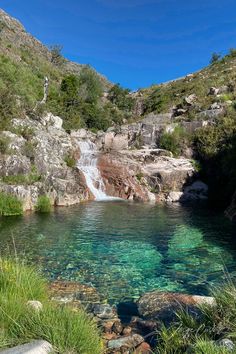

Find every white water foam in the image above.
[77,140,119,201]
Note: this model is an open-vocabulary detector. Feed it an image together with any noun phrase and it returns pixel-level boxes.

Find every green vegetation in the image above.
[156,284,236,354]
[108,83,134,112]
[0,258,103,353]
[159,126,190,157]
[0,136,10,154]
[0,192,23,216]
[64,154,76,168]
[210,52,221,64]
[35,195,52,213]
[193,114,236,206]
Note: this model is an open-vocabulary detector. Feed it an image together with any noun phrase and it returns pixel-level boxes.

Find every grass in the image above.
[35,195,52,213]
[64,154,77,168]
[0,192,23,216]
[0,258,103,354]
[156,282,236,353]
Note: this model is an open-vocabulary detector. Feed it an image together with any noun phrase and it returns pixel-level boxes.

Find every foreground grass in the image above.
[0,258,103,353]
[156,283,236,354]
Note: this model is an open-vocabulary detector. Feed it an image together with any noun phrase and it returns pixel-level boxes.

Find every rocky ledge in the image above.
[0,113,208,211]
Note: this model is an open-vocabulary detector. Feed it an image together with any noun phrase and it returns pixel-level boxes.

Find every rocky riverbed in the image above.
[48,280,218,354]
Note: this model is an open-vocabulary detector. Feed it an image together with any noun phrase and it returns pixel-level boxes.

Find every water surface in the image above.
[0,201,236,304]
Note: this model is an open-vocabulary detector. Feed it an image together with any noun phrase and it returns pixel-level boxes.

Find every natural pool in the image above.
[0,201,236,304]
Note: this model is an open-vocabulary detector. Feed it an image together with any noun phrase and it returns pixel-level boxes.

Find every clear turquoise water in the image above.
[0,201,236,304]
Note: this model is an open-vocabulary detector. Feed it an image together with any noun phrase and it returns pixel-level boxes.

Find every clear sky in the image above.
[1,0,236,90]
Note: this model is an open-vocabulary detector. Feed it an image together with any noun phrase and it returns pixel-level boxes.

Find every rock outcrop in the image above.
[0,112,208,210]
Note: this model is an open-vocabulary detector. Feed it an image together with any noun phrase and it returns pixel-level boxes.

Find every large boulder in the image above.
[0,340,53,354]
[137,291,215,324]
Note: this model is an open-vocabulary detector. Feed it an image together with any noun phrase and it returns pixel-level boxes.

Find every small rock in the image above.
[103,332,117,341]
[210,102,221,110]
[26,300,43,312]
[134,342,152,354]
[102,320,115,333]
[208,87,220,96]
[108,334,144,349]
[216,338,235,351]
[112,320,123,335]
[184,94,197,105]
[122,326,132,336]
[0,340,53,354]
[93,304,117,319]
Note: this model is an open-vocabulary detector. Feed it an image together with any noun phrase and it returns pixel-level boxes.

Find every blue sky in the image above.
[1,0,236,90]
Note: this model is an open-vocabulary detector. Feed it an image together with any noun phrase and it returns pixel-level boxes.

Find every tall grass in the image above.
[156,283,236,353]
[0,192,23,216]
[0,258,103,353]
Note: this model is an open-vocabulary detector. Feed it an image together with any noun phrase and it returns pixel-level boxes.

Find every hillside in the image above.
[0,8,133,132]
[0,8,236,218]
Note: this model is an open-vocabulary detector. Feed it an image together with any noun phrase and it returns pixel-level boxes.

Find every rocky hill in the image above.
[0,8,236,220]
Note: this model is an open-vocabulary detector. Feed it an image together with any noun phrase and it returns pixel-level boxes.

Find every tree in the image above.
[60,74,80,107]
[78,66,103,104]
[210,52,221,64]
[108,84,134,112]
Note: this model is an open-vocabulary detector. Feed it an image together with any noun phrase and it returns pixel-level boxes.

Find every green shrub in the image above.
[0,192,23,216]
[108,84,134,112]
[23,141,37,159]
[1,169,41,185]
[35,195,52,213]
[159,126,189,157]
[0,258,103,353]
[0,136,10,154]
[210,52,221,64]
[64,154,76,168]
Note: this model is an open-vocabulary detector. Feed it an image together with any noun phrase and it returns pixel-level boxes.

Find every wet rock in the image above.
[107,334,144,349]
[134,342,152,354]
[0,340,53,354]
[137,291,215,324]
[112,320,123,334]
[27,300,43,312]
[102,320,116,333]
[122,326,132,336]
[93,304,117,319]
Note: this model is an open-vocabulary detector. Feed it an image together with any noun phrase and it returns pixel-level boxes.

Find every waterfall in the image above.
[77,140,113,201]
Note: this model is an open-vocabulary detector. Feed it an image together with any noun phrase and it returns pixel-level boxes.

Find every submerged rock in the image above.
[93,304,117,319]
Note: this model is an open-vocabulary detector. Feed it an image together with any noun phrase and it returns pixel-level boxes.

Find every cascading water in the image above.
[77,140,113,201]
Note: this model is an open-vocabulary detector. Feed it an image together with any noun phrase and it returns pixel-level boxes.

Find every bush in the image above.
[64,154,76,168]
[108,84,134,112]
[159,126,189,157]
[1,169,41,185]
[210,52,221,64]
[0,136,10,154]
[0,258,103,353]
[35,195,52,213]
[0,192,23,216]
